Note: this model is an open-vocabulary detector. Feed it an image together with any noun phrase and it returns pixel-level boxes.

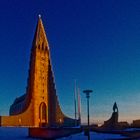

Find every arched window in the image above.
[38,45,40,49]
[42,43,44,51]
[39,102,47,122]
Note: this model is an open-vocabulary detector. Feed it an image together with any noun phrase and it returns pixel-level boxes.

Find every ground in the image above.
[0,127,129,140]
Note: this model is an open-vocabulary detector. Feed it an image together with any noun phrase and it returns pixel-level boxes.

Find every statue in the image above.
[100,102,129,130]
[100,102,119,130]
[113,102,118,113]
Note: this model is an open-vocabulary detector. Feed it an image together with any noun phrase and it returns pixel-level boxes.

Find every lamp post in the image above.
[83,89,93,140]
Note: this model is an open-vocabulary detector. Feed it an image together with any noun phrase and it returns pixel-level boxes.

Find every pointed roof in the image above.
[32,15,49,49]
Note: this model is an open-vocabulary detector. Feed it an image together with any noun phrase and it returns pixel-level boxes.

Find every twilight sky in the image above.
[0,0,140,124]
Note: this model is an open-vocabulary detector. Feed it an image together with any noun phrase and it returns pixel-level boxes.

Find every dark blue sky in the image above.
[0,0,140,123]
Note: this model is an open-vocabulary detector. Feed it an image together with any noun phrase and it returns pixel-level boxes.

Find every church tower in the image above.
[0,16,77,127]
[25,15,65,127]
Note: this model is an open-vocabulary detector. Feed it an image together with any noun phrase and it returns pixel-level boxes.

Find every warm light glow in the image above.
[59,118,62,123]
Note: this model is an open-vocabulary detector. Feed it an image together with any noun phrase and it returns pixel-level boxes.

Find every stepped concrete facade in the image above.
[0,16,78,127]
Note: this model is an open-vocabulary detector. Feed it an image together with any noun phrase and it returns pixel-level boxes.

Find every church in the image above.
[0,16,79,127]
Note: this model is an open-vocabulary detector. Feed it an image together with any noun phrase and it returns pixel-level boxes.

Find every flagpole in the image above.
[78,88,81,125]
[74,80,77,126]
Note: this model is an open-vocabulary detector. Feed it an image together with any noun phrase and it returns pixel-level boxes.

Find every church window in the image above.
[39,102,47,124]
[38,45,40,49]
[45,47,47,51]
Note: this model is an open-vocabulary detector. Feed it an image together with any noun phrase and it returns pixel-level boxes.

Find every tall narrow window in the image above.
[38,45,40,49]
[39,102,47,124]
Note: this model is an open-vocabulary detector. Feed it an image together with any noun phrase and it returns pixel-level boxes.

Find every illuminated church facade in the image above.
[0,16,78,127]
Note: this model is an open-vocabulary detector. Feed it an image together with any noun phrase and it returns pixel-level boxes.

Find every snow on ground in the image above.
[58,132,128,140]
[124,128,140,131]
[0,127,41,140]
[0,127,128,140]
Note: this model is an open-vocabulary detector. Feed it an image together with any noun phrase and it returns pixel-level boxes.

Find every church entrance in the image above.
[39,102,47,127]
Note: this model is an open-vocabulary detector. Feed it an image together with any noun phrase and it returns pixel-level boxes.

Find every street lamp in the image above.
[83,89,93,140]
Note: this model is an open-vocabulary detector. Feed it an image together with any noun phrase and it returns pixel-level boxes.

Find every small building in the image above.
[132,120,140,128]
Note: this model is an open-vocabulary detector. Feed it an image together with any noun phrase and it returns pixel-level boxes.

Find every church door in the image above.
[39,102,47,127]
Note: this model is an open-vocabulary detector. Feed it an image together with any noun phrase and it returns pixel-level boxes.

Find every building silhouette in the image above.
[0,16,78,127]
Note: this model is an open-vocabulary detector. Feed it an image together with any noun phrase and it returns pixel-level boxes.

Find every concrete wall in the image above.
[0,103,34,127]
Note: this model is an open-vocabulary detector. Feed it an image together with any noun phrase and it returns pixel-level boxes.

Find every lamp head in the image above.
[83,89,93,98]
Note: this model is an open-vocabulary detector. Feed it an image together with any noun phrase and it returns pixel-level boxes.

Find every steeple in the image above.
[32,15,49,50]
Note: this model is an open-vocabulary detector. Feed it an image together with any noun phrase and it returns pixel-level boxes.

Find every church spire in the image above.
[32,15,49,50]
[38,14,41,18]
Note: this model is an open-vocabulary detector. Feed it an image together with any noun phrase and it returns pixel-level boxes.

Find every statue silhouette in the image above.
[113,102,118,113]
[100,102,119,130]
